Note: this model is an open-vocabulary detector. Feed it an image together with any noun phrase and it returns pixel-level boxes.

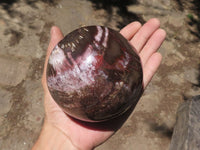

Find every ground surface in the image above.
[0,0,199,150]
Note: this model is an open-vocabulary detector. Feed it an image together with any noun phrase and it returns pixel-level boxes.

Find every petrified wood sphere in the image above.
[46,26,143,122]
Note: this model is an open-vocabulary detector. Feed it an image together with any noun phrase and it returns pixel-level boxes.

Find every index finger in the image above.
[120,21,142,40]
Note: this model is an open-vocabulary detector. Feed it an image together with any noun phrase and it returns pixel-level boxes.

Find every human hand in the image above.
[32,18,166,150]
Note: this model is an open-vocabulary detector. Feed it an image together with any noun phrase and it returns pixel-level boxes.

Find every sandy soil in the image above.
[0,0,199,149]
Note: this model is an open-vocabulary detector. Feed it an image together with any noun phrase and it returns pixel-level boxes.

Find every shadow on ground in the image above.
[0,0,57,15]
[192,64,200,88]
[149,122,173,139]
[87,0,144,29]
[0,0,57,6]
[175,0,200,39]
[188,0,200,39]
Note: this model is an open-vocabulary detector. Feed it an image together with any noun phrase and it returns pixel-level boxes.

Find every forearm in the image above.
[32,122,78,150]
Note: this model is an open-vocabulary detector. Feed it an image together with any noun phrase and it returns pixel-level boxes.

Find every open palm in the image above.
[42,18,166,150]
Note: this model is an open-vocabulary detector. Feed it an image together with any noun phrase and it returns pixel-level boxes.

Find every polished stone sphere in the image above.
[46,26,143,122]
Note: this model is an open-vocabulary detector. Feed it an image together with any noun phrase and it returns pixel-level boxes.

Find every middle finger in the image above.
[130,18,160,53]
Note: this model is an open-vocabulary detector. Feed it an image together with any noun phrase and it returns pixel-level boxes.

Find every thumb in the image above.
[42,26,64,91]
[47,26,64,57]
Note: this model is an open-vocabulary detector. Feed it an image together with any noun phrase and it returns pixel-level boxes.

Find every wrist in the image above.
[32,121,78,150]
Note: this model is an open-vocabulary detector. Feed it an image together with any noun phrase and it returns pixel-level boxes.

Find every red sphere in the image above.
[46,26,143,122]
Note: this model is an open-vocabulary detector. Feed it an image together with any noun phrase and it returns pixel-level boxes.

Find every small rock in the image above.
[184,67,199,85]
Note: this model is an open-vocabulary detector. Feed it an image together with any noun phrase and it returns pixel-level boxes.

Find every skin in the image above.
[32,18,166,150]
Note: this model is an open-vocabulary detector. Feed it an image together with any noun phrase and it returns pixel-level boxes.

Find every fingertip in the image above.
[153,52,163,63]
[130,21,142,28]
[158,28,167,39]
[48,26,64,54]
[148,18,160,27]
[120,21,142,40]
[149,52,163,67]
[143,52,162,88]
[51,26,60,35]
[50,26,64,39]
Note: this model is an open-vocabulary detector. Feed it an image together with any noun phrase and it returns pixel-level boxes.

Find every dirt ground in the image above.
[0,0,199,150]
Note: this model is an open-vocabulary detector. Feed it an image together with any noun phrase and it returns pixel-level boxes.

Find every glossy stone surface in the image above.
[46,26,143,122]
